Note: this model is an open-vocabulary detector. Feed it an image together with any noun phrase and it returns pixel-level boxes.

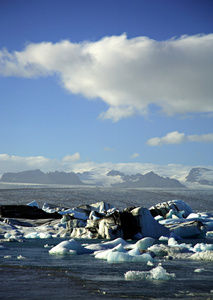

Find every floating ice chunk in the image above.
[94,242,154,263]
[4,255,12,258]
[154,215,164,221]
[4,233,12,239]
[95,249,113,260]
[187,213,200,219]
[124,265,175,281]
[193,243,213,252]
[159,236,169,241]
[95,243,127,259]
[49,239,92,255]
[24,231,53,239]
[101,238,130,249]
[38,232,53,239]
[194,268,205,273]
[206,231,213,238]
[168,238,178,247]
[86,236,129,251]
[17,255,26,260]
[190,250,213,261]
[148,244,168,257]
[128,248,141,256]
[107,251,154,263]
[149,265,176,280]
[44,244,53,248]
[107,252,132,263]
[135,237,155,250]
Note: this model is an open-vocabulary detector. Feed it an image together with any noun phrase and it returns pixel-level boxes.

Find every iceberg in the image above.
[0,199,213,242]
[49,239,92,255]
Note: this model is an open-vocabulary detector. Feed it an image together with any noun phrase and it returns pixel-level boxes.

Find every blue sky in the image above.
[0,0,213,178]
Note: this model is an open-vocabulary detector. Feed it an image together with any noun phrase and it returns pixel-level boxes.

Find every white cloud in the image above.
[62,153,80,162]
[1,34,213,121]
[130,153,140,159]
[147,131,213,146]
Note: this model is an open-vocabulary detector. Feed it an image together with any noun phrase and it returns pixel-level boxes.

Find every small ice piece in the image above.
[190,250,213,261]
[44,244,53,248]
[193,243,213,252]
[24,232,39,239]
[135,237,155,250]
[206,231,213,238]
[17,255,26,260]
[38,232,52,239]
[168,237,178,246]
[186,213,200,219]
[124,264,175,281]
[128,248,141,256]
[154,215,164,221]
[4,255,12,259]
[95,243,127,260]
[148,244,168,257]
[149,265,176,280]
[159,236,169,241]
[49,239,92,255]
[194,268,205,273]
[107,251,154,263]
[4,233,11,239]
[95,249,113,260]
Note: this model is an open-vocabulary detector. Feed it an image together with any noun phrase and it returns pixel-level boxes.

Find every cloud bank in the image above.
[1,34,213,121]
[147,131,213,146]
[1,153,212,184]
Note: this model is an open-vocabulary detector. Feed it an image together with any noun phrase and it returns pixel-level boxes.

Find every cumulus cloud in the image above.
[147,131,213,146]
[130,153,140,159]
[62,153,80,162]
[0,153,60,175]
[1,34,213,121]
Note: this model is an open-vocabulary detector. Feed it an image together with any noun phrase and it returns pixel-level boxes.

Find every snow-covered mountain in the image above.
[107,170,185,188]
[185,168,213,186]
[0,169,85,185]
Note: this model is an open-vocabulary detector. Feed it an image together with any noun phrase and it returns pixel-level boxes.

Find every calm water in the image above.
[0,184,213,299]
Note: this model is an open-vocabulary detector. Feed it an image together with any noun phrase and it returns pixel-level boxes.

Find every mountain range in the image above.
[0,169,84,185]
[107,170,185,188]
[0,167,212,187]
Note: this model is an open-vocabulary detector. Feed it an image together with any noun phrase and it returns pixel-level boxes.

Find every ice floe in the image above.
[49,239,92,255]
[124,264,176,281]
